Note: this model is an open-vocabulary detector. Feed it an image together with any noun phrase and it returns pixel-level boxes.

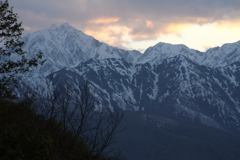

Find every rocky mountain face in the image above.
[136,42,204,65]
[136,40,240,67]
[202,42,240,67]
[18,23,240,134]
[22,23,141,76]
[24,56,238,134]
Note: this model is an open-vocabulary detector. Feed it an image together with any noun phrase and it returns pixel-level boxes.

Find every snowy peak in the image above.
[136,40,240,67]
[60,22,71,28]
[50,24,57,29]
[21,22,240,77]
[137,42,204,65]
[16,23,240,135]
[21,23,141,76]
[202,40,240,67]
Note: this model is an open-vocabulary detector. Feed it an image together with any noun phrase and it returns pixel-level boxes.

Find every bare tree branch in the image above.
[34,79,124,158]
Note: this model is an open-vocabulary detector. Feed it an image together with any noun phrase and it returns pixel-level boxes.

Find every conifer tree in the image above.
[0,0,45,100]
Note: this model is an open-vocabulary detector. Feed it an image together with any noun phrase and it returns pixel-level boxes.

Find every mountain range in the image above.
[21,23,141,77]
[17,23,240,136]
[22,23,240,76]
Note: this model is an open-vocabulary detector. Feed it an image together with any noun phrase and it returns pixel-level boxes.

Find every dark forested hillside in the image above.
[0,99,121,160]
[115,111,240,160]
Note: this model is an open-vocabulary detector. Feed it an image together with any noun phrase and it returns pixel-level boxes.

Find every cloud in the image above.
[213,20,240,30]
[84,24,131,48]
[146,21,154,29]
[9,0,240,49]
[88,18,119,24]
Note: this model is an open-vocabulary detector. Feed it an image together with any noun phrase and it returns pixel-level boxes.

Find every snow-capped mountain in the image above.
[136,41,240,67]
[201,41,240,67]
[17,23,240,134]
[136,42,204,65]
[22,23,141,76]
[19,56,240,134]
[21,23,240,78]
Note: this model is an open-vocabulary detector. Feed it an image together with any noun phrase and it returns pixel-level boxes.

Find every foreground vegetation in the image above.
[0,98,120,160]
[1,1,123,159]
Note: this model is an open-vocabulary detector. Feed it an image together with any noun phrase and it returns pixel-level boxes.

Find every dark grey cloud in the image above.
[8,0,240,46]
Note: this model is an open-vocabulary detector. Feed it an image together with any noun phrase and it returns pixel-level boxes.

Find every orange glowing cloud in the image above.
[166,23,191,34]
[84,25,131,48]
[146,21,154,28]
[203,44,212,50]
[213,20,240,30]
[23,26,31,31]
[83,14,240,50]
[130,34,153,40]
[88,18,119,24]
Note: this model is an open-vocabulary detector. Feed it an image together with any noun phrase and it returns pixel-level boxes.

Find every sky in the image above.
[8,0,240,53]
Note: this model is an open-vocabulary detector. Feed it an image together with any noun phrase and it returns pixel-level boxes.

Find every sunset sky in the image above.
[9,0,240,52]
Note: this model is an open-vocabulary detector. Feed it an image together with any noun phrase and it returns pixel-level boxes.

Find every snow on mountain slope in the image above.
[22,23,141,76]
[136,41,240,67]
[201,41,240,67]
[153,55,240,131]
[136,42,204,65]
[21,22,240,77]
[19,56,240,134]
[16,23,240,134]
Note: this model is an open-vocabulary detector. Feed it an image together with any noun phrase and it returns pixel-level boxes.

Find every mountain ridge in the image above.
[16,23,240,135]
[18,55,240,134]
[21,23,240,77]
[21,23,141,76]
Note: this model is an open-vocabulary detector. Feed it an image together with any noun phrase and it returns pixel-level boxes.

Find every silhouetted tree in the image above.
[37,80,124,158]
[0,0,45,100]
[0,96,118,160]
